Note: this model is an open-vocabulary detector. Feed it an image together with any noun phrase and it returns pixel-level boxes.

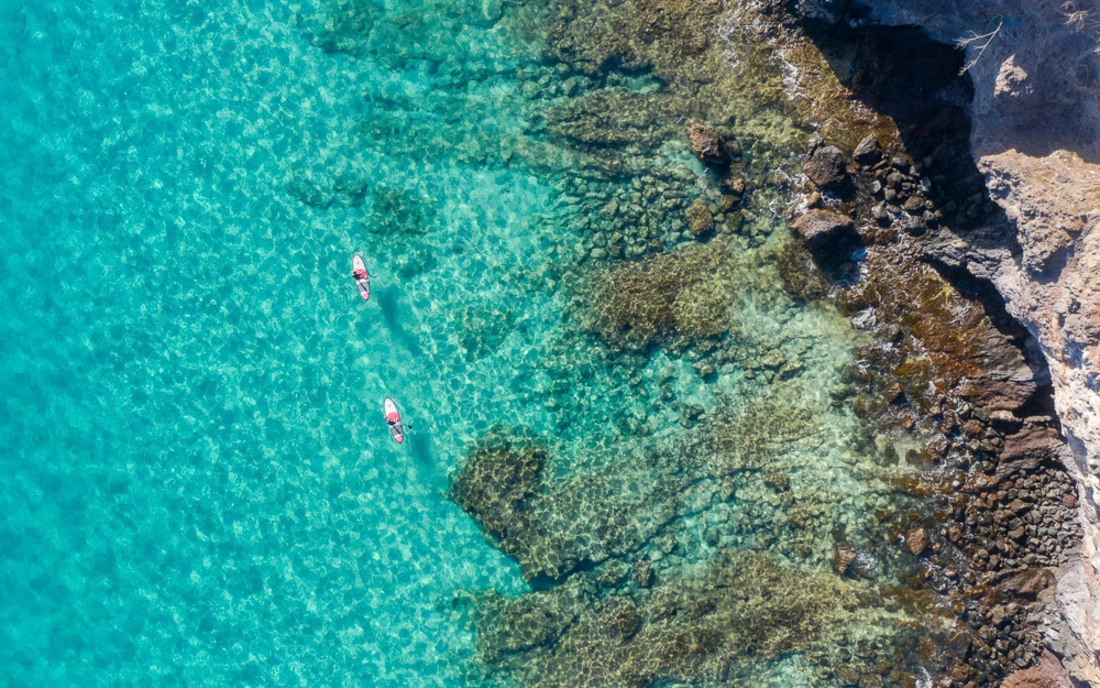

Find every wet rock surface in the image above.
[804,144,849,190]
[791,209,856,247]
[797,1,1100,680]
[686,122,731,169]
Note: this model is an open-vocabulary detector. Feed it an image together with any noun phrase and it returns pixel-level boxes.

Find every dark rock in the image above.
[686,122,730,168]
[790,209,855,247]
[886,383,906,405]
[853,134,883,165]
[602,597,642,639]
[804,145,848,189]
[632,559,653,588]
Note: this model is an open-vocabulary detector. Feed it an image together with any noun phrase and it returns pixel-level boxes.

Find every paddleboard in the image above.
[384,397,404,444]
[353,253,370,301]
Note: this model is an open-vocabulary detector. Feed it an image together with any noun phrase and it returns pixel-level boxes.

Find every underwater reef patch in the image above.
[473,550,878,688]
[588,240,740,351]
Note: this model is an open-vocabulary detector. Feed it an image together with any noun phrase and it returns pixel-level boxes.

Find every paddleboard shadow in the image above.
[375,287,424,358]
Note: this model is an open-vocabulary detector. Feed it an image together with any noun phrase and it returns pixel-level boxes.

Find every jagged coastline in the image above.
[788,0,1100,684]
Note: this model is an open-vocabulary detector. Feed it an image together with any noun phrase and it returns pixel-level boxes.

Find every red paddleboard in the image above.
[384,397,405,444]
[352,253,370,301]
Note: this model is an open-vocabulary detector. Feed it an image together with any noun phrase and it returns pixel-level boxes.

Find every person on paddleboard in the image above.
[384,397,405,443]
[352,253,371,301]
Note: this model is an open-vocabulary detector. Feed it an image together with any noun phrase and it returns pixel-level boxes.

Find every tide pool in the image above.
[0,0,930,686]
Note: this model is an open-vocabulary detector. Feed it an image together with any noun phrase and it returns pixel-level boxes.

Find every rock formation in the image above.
[798,0,1100,682]
[790,209,855,247]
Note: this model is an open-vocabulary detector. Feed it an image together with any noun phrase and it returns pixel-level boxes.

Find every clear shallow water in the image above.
[0,1,923,686]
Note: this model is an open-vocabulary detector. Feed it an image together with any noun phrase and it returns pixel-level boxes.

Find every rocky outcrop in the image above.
[803,144,849,189]
[790,209,855,246]
[686,122,731,169]
[798,0,1100,682]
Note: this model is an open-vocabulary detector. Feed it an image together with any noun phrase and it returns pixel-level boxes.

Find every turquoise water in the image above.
[0,1,928,686]
[0,2,547,684]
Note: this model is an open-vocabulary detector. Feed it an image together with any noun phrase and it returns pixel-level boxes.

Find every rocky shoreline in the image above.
[761,2,1100,684]
[295,0,1097,684]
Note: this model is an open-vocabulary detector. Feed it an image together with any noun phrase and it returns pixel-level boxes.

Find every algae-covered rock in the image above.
[451,431,546,544]
[590,239,738,350]
[451,395,825,584]
[368,186,433,236]
[683,198,714,237]
[476,551,863,687]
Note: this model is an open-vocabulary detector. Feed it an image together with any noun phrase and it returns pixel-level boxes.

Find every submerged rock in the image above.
[790,209,856,247]
[476,551,862,687]
[684,199,714,236]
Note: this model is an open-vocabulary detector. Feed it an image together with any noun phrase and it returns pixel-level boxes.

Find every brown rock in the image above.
[886,383,906,405]
[1001,567,1055,599]
[833,542,858,575]
[903,195,926,212]
[853,134,883,165]
[631,559,653,588]
[1001,650,1074,688]
[790,209,855,247]
[962,419,984,437]
[719,173,746,196]
[906,527,928,556]
[804,145,848,189]
[686,122,730,168]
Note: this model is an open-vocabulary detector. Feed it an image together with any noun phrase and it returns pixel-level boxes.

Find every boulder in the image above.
[686,122,730,168]
[1001,650,1074,688]
[684,199,714,236]
[853,134,883,165]
[1001,567,1056,599]
[906,527,928,555]
[790,209,856,247]
[804,145,848,189]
